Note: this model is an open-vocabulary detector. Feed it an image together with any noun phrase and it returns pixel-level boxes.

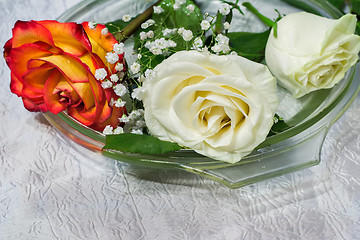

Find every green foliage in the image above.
[106,18,135,35]
[104,133,183,154]
[227,29,271,62]
[351,0,360,34]
[134,0,203,70]
[328,0,345,10]
[268,114,290,137]
[352,0,360,13]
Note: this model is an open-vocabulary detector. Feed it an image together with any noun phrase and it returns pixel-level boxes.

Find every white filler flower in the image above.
[142,51,278,163]
[265,12,360,98]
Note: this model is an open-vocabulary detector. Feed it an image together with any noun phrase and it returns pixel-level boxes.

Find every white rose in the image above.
[142,51,278,163]
[265,12,360,98]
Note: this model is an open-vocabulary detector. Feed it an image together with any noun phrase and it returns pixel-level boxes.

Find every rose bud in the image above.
[265,12,360,98]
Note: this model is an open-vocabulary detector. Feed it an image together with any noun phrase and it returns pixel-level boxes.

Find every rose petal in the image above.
[43,70,70,114]
[6,43,53,81]
[23,98,48,112]
[11,20,54,49]
[9,72,23,96]
[37,20,92,56]
[22,64,54,93]
[82,22,121,71]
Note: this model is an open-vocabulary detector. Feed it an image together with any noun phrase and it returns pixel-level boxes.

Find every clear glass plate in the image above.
[43,0,360,188]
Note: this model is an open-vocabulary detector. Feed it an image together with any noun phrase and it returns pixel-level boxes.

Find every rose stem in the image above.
[242,2,278,37]
[115,0,162,41]
[242,2,275,27]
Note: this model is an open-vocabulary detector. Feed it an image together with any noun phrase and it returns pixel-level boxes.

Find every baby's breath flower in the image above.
[95,68,107,80]
[146,30,154,39]
[140,31,147,41]
[115,63,124,72]
[173,3,181,10]
[211,34,231,54]
[230,51,238,55]
[103,125,114,135]
[131,129,143,135]
[114,98,126,108]
[211,44,222,53]
[182,29,193,41]
[177,27,185,35]
[113,84,128,97]
[101,27,109,35]
[167,40,177,48]
[88,22,96,29]
[162,28,172,37]
[147,19,155,25]
[122,14,131,22]
[175,0,186,4]
[154,38,167,49]
[193,37,203,49]
[137,54,142,59]
[145,69,155,81]
[110,74,119,83]
[129,109,144,119]
[113,126,124,134]
[151,47,162,55]
[219,3,231,15]
[113,42,125,54]
[138,75,146,83]
[216,34,230,45]
[130,62,141,74]
[101,80,113,89]
[119,114,130,123]
[141,19,155,29]
[135,119,146,128]
[186,4,195,12]
[141,22,149,29]
[201,20,211,30]
[153,6,164,14]
[105,52,119,64]
[131,87,145,100]
[223,22,231,30]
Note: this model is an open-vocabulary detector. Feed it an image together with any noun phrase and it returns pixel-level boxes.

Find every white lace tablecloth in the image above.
[1,1,360,239]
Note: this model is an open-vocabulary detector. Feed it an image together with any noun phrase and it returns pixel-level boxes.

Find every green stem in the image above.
[242,2,275,28]
[114,0,162,41]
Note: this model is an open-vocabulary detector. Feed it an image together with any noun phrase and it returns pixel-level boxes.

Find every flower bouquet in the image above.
[4,0,360,188]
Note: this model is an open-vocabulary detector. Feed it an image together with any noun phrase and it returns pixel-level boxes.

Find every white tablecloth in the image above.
[1,1,360,239]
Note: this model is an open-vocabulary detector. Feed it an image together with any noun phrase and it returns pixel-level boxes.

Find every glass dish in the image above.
[43,0,360,188]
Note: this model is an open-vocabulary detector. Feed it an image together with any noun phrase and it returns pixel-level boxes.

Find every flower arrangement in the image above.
[3,0,360,163]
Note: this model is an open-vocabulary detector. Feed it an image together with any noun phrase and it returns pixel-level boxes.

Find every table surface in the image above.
[1,0,360,239]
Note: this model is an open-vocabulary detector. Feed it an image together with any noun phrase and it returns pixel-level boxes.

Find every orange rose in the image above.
[3,20,126,131]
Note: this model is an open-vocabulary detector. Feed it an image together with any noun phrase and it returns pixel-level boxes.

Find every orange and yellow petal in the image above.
[11,20,54,49]
[22,65,54,93]
[90,100,126,131]
[9,72,23,96]
[7,43,53,80]
[82,22,119,66]
[36,53,105,109]
[37,20,92,56]
[23,97,48,112]
[43,70,69,114]
[37,53,91,83]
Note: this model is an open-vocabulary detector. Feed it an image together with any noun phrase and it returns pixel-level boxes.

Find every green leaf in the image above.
[267,114,290,137]
[328,0,345,10]
[103,133,183,155]
[352,0,360,13]
[227,29,271,62]
[280,0,343,17]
